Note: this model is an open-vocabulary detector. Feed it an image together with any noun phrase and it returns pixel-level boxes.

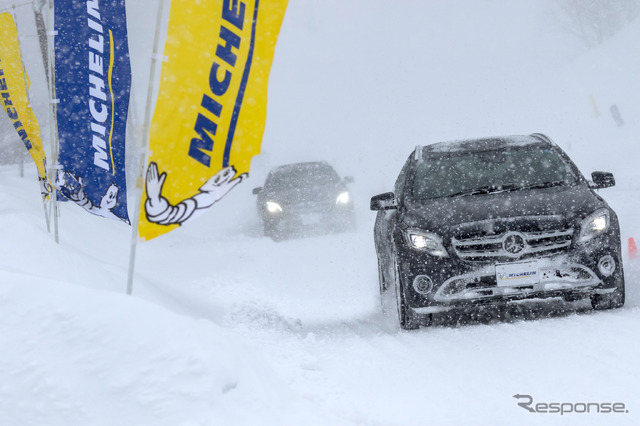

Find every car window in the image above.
[411,147,578,199]
[265,164,340,190]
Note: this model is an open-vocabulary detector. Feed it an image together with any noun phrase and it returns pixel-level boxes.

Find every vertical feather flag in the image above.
[0,12,50,198]
[138,0,288,241]
[54,0,131,223]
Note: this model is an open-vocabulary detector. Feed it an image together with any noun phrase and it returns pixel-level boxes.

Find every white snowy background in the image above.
[1,0,639,425]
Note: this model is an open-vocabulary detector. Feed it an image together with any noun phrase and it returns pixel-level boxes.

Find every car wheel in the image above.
[264,223,285,242]
[268,231,287,242]
[591,279,625,310]
[392,258,420,330]
[377,258,389,293]
[378,258,396,319]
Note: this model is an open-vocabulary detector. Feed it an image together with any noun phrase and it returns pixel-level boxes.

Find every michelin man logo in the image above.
[59,171,126,222]
[39,175,51,199]
[144,161,246,226]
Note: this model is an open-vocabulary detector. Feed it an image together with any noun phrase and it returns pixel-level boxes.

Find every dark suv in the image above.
[371,134,625,329]
[253,161,355,240]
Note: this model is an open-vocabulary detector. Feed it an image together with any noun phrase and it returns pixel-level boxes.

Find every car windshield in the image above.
[411,147,578,199]
[265,164,340,190]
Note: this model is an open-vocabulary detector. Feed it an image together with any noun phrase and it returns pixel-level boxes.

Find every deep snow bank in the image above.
[0,275,337,426]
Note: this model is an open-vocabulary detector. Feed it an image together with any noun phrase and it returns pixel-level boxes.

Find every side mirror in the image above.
[343,176,354,184]
[252,187,263,195]
[590,171,615,189]
[370,192,397,211]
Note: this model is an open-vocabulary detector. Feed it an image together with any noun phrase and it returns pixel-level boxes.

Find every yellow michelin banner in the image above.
[139,0,288,241]
[0,13,49,197]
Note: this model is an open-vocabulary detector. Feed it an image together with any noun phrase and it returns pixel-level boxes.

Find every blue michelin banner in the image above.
[54,0,131,223]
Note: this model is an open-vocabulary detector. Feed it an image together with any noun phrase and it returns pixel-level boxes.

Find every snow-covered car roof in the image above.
[421,134,550,155]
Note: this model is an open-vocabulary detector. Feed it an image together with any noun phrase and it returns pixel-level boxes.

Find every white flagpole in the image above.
[32,0,49,89]
[45,0,59,243]
[31,0,52,233]
[126,0,167,295]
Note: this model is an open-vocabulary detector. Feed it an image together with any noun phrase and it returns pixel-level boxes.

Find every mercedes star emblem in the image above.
[503,232,526,256]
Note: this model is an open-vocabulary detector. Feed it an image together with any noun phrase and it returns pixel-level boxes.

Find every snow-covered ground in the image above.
[1,1,640,425]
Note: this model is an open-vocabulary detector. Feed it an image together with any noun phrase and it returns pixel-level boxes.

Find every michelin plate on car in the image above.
[371,133,625,329]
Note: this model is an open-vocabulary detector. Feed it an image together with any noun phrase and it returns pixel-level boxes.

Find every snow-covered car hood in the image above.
[402,183,605,230]
[262,183,347,205]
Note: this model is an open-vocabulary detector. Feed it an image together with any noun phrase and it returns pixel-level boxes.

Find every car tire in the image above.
[378,259,397,321]
[377,258,389,293]
[264,227,282,242]
[392,258,420,330]
[268,232,287,242]
[396,285,420,330]
[263,220,286,242]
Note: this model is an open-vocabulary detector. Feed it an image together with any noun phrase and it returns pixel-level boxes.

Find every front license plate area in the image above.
[302,213,323,225]
[496,261,540,287]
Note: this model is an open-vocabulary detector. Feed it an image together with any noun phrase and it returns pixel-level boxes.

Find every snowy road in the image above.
[3,162,639,424]
[134,204,640,426]
[73,168,640,425]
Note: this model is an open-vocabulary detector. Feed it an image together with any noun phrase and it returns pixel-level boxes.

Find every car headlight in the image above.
[579,208,610,242]
[336,191,351,205]
[265,201,283,214]
[405,230,449,257]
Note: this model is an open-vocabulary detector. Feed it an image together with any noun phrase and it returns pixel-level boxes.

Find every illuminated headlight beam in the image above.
[406,230,449,257]
[336,191,350,204]
[579,208,610,242]
[265,201,283,213]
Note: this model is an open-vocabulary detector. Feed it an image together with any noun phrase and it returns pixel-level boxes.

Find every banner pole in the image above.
[126,205,139,295]
[32,0,49,89]
[45,0,59,243]
[33,0,52,234]
[126,0,166,295]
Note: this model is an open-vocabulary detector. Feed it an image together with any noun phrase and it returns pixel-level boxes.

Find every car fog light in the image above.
[413,275,434,295]
[598,255,616,277]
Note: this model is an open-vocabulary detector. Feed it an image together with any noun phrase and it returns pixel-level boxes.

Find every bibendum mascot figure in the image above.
[144,161,246,226]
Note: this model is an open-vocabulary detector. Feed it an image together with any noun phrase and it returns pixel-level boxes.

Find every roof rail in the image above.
[414,145,423,161]
[529,133,556,146]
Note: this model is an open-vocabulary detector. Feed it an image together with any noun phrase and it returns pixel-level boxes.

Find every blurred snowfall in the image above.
[1,0,639,425]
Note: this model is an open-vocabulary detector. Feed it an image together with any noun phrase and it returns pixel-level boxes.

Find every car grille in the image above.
[451,227,574,261]
[284,200,334,214]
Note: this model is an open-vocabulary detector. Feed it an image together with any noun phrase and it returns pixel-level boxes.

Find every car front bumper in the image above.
[263,205,354,231]
[396,233,623,313]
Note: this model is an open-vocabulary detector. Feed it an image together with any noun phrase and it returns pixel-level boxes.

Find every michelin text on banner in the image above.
[138,0,288,241]
[54,0,132,223]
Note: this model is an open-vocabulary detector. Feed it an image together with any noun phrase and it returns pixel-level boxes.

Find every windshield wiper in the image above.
[445,181,566,198]
[446,184,519,198]
[502,180,567,192]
